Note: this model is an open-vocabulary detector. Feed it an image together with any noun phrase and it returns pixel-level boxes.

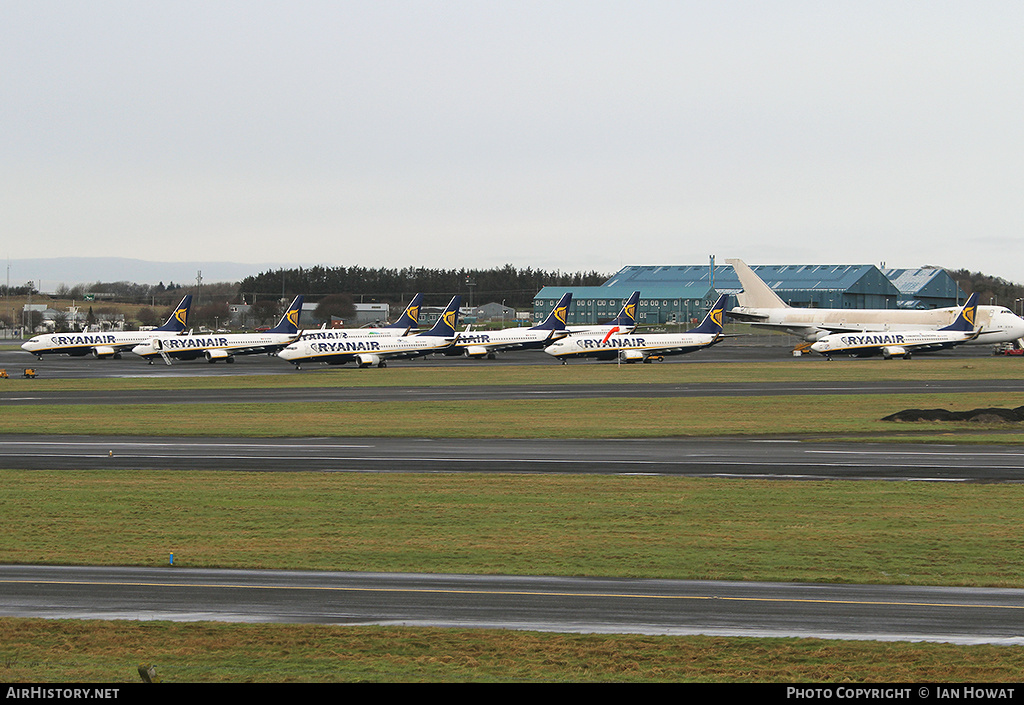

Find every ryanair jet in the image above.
[810,293,981,359]
[544,294,729,363]
[132,295,304,364]
[447,293,572,359]
[299,293,424,342]
[278,296,461,369]
[21,295,192,360]
[727,258,1024,345]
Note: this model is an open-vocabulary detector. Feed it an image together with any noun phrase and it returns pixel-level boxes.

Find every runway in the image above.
[4,343,1022,644]
[2,564,1022,644]
[2,435,1023,481]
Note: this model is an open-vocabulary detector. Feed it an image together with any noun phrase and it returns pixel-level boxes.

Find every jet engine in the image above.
[357,353,384,368]
[204,349,232,363]
[91,346,119,359]
[880,346,909,359]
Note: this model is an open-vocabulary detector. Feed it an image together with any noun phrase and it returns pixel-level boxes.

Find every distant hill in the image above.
[6,258,314,293]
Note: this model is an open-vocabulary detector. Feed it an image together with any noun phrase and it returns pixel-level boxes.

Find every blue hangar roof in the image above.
[604,264,895,294]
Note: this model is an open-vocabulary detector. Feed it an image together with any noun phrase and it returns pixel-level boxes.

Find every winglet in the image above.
[531,293,572,331]
[154,295,192,332]
[267,295,304,335]
[940,293,979,333]
[687,294,729,335]
[387,293,424,333]
[421,296,461,337]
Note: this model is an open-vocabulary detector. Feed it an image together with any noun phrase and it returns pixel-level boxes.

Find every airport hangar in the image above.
[532,264,965,326]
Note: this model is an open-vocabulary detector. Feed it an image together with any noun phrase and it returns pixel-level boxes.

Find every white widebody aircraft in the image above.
[726,258,1024,345]
[278,296,461,369]
[544,294,730,363]
[810,293,981,359]
[446,293,572,359]
[21,295,193,360]
[298,293,424,342]
[132,296,304,364]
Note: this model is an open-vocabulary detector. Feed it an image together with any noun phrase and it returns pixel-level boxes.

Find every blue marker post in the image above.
[169,552,174,566]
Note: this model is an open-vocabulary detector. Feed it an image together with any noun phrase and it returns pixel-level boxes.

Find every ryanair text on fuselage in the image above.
[301,330,397,341]
[308,340,383,353]
[573,336,648,350]
[45,334,118,347]
[838,334,907,346]
[156,336,231,350]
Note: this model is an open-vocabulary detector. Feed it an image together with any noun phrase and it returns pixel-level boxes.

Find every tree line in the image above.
[949,270,1024,312]
[237,264,610,309]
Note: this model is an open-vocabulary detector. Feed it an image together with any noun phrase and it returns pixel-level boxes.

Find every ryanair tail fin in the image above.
[531,293,572,331]
[609,291,640,331]
[267,295,304,335]
[421,296,461,337]
[688,294,729,335]
[387,293,423,333]
[726,259,789,309]
[940,293,979,333]
[155,295,192,332]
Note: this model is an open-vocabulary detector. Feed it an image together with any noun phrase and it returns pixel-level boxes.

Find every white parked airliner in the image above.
[21,295,192,360]
[132,296,304,364]
[544,294,730,363]
[726,259,1024,346]
[810,294,981,359]
[278,296,461,369]
[446,293,572,359]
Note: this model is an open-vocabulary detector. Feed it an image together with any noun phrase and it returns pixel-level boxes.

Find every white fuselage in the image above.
[277,334,453,367]
[731,304,1024,344]
[544,332,719,361]
[453,328,567,357]
[132,332,298,361]
[22,330,172,358]
[810,329,975,357]
[298,328,409,341]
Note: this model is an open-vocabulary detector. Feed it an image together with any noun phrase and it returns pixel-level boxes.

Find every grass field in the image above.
[4,470,1024,585]
[3,358,1024,682]
[3,393,1023,442]
[5,619,1024,683]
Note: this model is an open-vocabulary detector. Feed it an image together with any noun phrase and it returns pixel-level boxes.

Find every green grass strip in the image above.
[4,619,1024,682]
[4,470,1024,587]
[2,393,1022,440]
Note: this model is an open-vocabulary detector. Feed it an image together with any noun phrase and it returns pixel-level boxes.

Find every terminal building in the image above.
[533,263,966,326]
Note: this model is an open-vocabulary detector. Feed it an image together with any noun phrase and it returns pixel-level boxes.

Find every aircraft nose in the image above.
[809,342,825,353]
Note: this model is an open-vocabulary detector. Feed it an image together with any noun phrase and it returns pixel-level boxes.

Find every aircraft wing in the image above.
[816,324,879,334]
[725,309,768,323]
[227,345,284,356]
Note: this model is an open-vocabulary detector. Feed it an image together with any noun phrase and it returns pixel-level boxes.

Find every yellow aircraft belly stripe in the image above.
[3,578,1023,611]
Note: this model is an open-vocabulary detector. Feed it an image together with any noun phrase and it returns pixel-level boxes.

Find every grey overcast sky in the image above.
[3,1,1023,281]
